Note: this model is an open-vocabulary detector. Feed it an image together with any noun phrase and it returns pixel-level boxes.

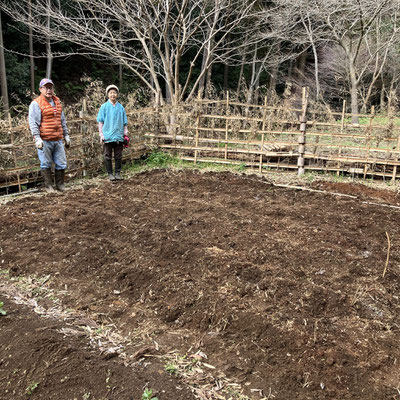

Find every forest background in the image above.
[1,0,400,123]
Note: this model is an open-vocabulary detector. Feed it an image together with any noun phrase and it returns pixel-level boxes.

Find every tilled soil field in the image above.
[1,169,400,400]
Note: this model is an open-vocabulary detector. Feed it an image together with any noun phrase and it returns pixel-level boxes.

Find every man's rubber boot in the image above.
[105,159,115,181]
[114,159,123,181]
[55,169,66,192]
[41,168,55,193]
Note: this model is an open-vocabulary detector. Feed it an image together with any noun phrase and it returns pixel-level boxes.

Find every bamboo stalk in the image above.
[298,87,308,176]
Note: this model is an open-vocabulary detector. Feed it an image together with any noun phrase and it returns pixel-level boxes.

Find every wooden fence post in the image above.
[154,92,160,146]
[298,87,308,177]
[194,93,201,165]
[390,104,399,181]
[224,92,229,160]
[337,100,346,176]
[259,96,267,173]
[363,106,374,179]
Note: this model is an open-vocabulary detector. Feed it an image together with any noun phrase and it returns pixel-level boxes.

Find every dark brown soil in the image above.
[1,169,400,400]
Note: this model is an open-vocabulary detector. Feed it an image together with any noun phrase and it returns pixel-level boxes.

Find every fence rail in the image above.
[1,92,400,193]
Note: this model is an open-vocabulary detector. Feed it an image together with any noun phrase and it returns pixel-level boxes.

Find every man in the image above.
[28,78,71,192]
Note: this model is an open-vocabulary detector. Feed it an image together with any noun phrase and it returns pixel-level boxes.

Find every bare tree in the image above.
[359,12,400,111]
[267,0,399,122]
[1,0,262,106]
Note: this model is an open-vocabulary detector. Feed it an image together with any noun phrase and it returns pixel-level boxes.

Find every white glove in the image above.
[35,138,43,150]
[99,122,104,144]
[64,136,71,148]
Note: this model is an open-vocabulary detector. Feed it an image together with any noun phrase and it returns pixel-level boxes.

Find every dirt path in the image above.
[1,169,400,399]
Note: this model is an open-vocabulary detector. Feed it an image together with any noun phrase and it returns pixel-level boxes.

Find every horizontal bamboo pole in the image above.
[177,155,400,178]
[144,132,294,147]
[184,98,378,119]
[161,142,400,166]
[158,143,295,157]
[156,110,387,129]
[145,132,400,156]
[156,121,397,142]
[303,153,400,166]
[159,139,400,165]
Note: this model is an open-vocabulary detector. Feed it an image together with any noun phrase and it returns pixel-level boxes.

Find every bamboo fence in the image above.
[0,112,149,194]
[145,90,400,180]
[1,92,400,193]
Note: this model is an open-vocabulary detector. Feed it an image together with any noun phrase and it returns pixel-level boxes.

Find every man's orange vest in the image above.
[34,94,63,140]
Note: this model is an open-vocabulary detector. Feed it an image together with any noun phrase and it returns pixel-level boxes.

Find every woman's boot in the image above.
[105,159,115,181]
[114,159,123,180]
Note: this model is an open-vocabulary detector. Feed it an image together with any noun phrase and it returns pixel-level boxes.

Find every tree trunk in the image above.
[198,26,215,96]
[0,11,10,118]
[246,46,258,104]
[119,22,123,88]
[223,64,229,92]
[269,63,279,94]
[296,51,307,80]
[308,44,321,100]
[198,35,210,97]
[205,64,212,95]
[28,0,35,96]
[236,62,245,98]
[349,62,359,124]
[380,75,385,110]
[45,14,52,78]
[254,73,261,103]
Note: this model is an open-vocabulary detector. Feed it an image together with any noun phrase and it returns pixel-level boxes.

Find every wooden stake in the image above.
[382,231,391,278]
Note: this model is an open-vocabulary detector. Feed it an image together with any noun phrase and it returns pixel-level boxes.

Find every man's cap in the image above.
[39,78,54,88]
[106,84,119,95]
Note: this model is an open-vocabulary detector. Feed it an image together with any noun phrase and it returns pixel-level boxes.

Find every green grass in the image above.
[142,388,158,400]
[0,301,6,316]
[342,115,400,126]
[25,382,39,395]
[124,150,249,174]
